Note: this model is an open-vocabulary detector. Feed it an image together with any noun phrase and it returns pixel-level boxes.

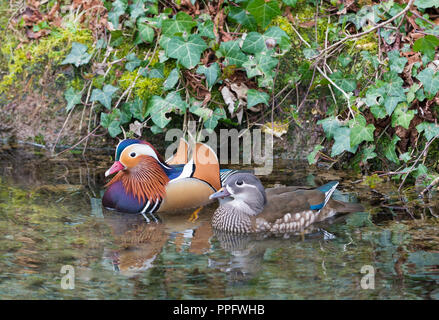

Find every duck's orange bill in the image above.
[209,187,231,200]
[105,161,125,177]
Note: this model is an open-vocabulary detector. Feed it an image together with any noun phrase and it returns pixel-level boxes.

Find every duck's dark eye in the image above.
[130,152,136,158]
[236,180,243,186]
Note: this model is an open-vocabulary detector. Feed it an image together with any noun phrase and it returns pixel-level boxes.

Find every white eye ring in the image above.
[130,152,136,158]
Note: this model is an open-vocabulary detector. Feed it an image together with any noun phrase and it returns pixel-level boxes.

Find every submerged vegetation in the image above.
[0,0,439,191]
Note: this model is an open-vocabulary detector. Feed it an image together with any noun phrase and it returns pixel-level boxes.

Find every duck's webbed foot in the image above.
[188,207,203,222]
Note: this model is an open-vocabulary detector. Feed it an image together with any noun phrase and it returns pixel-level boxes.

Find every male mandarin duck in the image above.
[209,173,364,233]
[102,138,239,220]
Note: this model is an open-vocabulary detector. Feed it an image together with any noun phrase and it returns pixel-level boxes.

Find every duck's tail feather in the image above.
[327,199,364,213]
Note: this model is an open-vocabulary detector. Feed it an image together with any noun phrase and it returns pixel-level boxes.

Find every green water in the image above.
[0,143,438,299]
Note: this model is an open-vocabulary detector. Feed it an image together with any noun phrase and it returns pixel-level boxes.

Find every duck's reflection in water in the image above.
[101,208,214,276]
[210,214,350,281]
[100,207,350,280]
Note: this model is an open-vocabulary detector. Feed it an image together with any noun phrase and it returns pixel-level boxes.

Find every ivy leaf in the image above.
[108,0,127,29]
[135,22,155,44]
[90,85,118,110]
[120,102,132,124]
[242,32,266,54]
[331,127,357,157]
[415,0,439,9]
[413,35,439,61]
[337,54,352,68]
[129,0,146,21]
[161,12,197,36]
[388,50,407,74]
[330,71,357,92]
[416,122,439,141]
[283,0,298,6]
[361,51,379,69]
[382,135,400,164]
[190,104,213,121]
[307,144,323,165]
[148,96,172,128]
[64,87,82,112]
[164,68,180,90]
[407,83,420,103]
[391,104,417,129]
[218,40,248,67]
[166,34,207,69]
[228,6,258,31]
[263,27,291,51]
[100,109,122,138]
[196,63,220,90]
[350,115,375,147]
[61,42,92,67]
[416,67,439,95]
[127,97,147,121]
[125,53,141,71]
[204,108,226,131]
[164,91,187,113]
[247,89,269,108]
[317,116,341,139]
[247,0,281,29]
[197,20,215,39]
[370,105,387,119]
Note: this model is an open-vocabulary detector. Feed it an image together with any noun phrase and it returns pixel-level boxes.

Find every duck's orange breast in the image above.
[157,178,216,212]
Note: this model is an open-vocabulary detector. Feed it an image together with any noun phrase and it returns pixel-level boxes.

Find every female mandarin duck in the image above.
[209,173,364,233]
[102,138,235,220]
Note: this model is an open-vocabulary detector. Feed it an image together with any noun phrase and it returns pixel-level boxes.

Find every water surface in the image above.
[0,143,438,299]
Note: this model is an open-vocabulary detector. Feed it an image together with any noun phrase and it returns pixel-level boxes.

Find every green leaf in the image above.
[247,89,269,108]
[161,12,197,36]
[370,105,387,119]
[388,50,407,74]
[196,63,220,90]
[337,54,352,68]
[416,67,439,95]
[242,32,266,54]
[382,135,400,164]
[108,121,122,137]
[165,34,207,69]
[163,68,180,90]
[148,96,172,128]
[413,35,439,61]
[307,144,323,165]
[127,97,148,121]
[228,6,258,31]
[330,71,357,92]
[416,122,439,141]
[135,23,155,44]
[61,42,92,67]
[361,51,380,69]
[317,116,341,139]
[108,0,127,29]
[391,103,417,129]
[247,0,281,29]
[64,87,82,112]
[415,0,439,9]
[350,115,375,147]
[125,53,141,71]
[331,127,357,157]
[282,0,298,6]
[90,85,118,109]
[218,40,248,67]
[204,108,226,131]
[407,83,420,103]
[197,20,215,39]
[263,27,291,51]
